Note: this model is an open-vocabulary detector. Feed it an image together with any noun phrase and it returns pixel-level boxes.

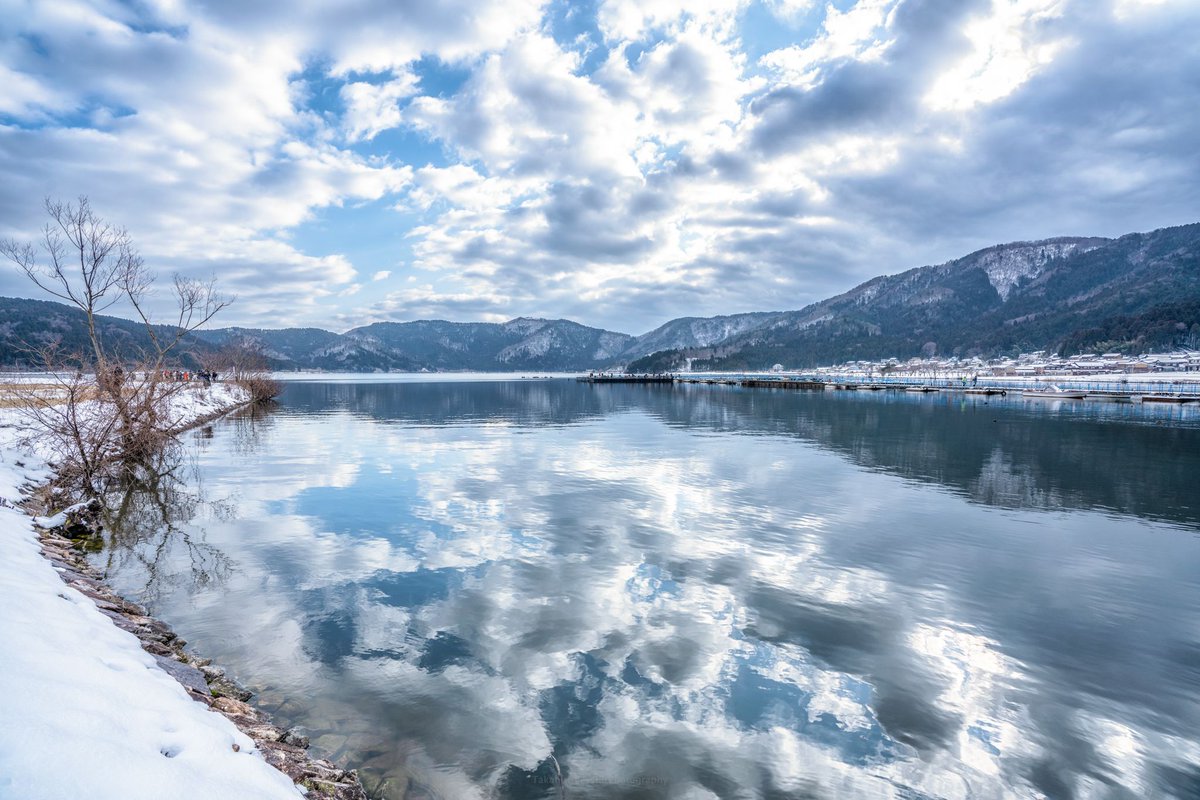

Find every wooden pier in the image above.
[1140,393,1200,404]
[578,375,824,389]
[577,374,1199,405]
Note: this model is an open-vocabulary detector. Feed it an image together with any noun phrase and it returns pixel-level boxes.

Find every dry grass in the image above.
[0,383,64,408]
[0,382,102,408]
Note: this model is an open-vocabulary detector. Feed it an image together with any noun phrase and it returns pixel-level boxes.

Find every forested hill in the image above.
[628,223,1200,371]
[2,222,1198,372]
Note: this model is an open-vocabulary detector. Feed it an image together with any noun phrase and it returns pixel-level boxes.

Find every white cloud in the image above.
[0,64,69,118]
[371,270,391,281]
[924,0,1070,111]
[760,0,900,88]
[406,33,642,180]
[341,72,420,142]
[1111,0,1181,19]
[596,0,746,41]
[408,164,524,213]
[140,0,548,75]
[595,25,762,150]
[763,0,817,21]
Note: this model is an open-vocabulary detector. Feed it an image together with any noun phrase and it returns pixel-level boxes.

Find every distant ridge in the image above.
[0,302,636,372]
[1,222,1198,371]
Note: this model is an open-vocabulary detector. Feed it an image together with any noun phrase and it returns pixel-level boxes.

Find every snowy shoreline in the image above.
[0,385,366,800]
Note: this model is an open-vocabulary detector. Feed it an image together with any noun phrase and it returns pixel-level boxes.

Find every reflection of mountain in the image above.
[279,381,1200,530]
[646,387,1200,529]
[279,379,627,428]
[969,448,1063,509]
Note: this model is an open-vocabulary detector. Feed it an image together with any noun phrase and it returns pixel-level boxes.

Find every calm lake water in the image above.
[93,378,1200,800]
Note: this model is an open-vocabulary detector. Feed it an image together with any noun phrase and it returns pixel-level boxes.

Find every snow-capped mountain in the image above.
[631,223,1199,370]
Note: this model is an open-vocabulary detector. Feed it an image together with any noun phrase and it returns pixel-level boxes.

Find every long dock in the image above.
[577,373,1200,404]
[579,375,824,390]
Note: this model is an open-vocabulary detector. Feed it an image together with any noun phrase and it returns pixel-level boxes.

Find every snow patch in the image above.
[624,314,780,358]
[592,331,633,361]
[974,241,1102,301]
[498,328,559,361]
[32,500,92,529]
[502,318,550,337]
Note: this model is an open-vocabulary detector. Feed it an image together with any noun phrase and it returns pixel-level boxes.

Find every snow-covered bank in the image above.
[161,381,252,431]
[0,385,313,800]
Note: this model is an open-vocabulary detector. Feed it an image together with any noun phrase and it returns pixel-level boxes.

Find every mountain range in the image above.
[628,223,1200,371]
[1,222,1197,372]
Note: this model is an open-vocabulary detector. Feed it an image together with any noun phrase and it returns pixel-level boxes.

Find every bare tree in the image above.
[1,197,235,496]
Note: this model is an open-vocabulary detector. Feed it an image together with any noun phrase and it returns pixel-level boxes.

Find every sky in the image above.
[0,0,1197,336]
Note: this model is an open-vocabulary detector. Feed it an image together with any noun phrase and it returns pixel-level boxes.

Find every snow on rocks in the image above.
[31,499,95,530]
[0,388,367,800]
[972,240,1101,301]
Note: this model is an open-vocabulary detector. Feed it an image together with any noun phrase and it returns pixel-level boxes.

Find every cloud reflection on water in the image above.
[96,382,1200,799]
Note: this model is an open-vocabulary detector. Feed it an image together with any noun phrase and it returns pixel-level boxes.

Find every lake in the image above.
[92,378,1200,799]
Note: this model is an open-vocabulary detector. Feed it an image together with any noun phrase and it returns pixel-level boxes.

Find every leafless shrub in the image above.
[235,373,282,403]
